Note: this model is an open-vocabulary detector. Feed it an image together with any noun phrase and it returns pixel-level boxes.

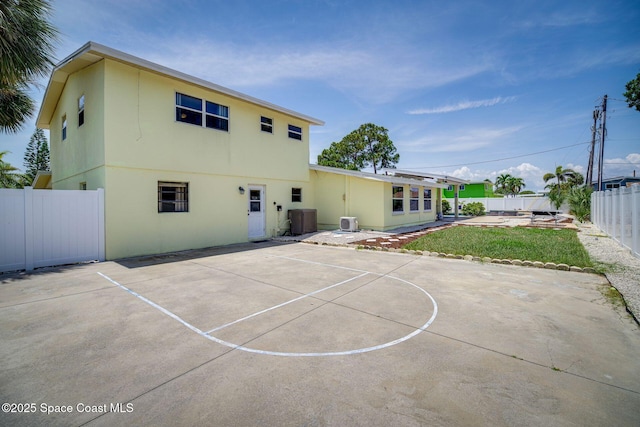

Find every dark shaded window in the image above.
[410,187,419,212]
[78,95,85,127]
[205,101,229,131]
[288,124,302,140]
[158,181,189,212]
[292,188,302,202]
[176,93,203,126]
[423,188,432,211]
[392,186,403,213]
[261,116,273,133]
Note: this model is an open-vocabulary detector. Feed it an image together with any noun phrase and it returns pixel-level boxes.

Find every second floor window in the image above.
[78,95,85,126]
[176,92,229,131]
[261,116,273,133]
[62,115,67,140]
[288,124,302,140]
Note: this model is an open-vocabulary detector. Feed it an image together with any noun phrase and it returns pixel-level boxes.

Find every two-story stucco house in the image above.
[36,42,451,260]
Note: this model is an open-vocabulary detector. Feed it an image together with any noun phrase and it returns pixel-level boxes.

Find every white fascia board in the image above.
[384,168,470,185]
[309,164,448,188]
[37,41,325,127]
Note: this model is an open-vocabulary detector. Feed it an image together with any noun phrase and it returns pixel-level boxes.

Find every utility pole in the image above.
[597,95,607,192]
[586,109,600,187]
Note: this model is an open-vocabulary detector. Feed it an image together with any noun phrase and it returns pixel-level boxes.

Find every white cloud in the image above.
[432,162,547,191]
[407,96,516,115]
[603,153,640,177]
[400,126,523,154]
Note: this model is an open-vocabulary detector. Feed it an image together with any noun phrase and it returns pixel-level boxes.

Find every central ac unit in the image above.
[340,216,358,232]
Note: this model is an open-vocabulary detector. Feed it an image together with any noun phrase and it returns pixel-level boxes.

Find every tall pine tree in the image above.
[23,128,50,184]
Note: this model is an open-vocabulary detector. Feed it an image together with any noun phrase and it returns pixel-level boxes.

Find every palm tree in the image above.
[543,166,576,210]
[543,166,576,189]
[494,173,512,195]
[505,176,525,196]
[0,151,23,188]
[0,0,58,133]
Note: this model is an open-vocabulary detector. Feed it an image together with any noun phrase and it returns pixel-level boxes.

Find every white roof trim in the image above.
[309,164,448,188]
[383,168,470,185]
[37,41,324,127]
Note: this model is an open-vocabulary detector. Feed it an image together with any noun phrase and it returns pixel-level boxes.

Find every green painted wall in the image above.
[442,182,494,198]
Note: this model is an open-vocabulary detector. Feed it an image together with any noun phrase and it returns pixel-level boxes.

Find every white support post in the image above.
[633,186,639,257]
[24,186,34,271]
[97,188,106,261]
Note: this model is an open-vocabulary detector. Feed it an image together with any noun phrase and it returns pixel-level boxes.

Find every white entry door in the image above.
[248,185,266,239]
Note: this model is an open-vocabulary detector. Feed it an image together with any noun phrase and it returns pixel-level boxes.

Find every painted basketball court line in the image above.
[97,254,438,357]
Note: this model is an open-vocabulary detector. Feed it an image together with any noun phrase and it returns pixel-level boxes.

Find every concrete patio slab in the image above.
[1,242,638,426]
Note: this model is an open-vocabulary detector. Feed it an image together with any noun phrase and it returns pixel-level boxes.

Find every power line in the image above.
[407,141,590,169]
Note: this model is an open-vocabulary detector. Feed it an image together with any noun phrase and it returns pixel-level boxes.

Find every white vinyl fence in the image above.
[0,187,105,272]
[591,186,640,258]
[445,197,564,213]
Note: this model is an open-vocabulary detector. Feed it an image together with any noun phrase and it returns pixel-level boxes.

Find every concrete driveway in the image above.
[1,242,639,426]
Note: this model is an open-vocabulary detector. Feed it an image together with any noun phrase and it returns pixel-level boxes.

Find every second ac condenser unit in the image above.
[340,217,358,232]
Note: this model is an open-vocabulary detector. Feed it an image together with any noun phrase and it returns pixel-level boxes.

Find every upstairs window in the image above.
[288,124,302,140]
[158,181,189,213]
[410,187,419,212]
[175,92,230,132]
[205,101,229,131]
[62,115,67,140]
[261,116,273,133]
[292,188,302,202]
[423,188,432,211]
[176,93,203,126]
[392,186,404,213]
[78,95,85,126]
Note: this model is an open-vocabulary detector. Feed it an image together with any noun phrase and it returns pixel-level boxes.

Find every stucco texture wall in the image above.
[50,61,106,190]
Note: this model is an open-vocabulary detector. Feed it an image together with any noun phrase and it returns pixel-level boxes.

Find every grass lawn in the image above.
[403,226,593,267]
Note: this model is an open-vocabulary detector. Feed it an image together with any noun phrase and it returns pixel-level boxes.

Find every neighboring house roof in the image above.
[382,169,470,185]
[31,171,52,189]
[37,41,325,128]
[310,164,448,188]
[598,176,640,183]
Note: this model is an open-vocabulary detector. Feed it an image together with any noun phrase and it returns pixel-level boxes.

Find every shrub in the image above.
[462,201,485,216]
[567,185,592,222]
[442,199,451,215]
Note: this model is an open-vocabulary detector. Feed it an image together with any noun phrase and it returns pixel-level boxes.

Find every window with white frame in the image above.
[392,186,404,213]
[261,116,273,133]
[205,101,229,131]
[292,188,302,202]
[78,95,85,126]
[158,181,189,213]
[288,124,302,140]
[447,185,453,191]
[175,92,229,131]
[423,188,432,211]
[459,184,465,191]
[62,115,67,140]
[410,187,419,212]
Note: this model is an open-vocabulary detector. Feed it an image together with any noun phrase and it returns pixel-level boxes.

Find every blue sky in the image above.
[2,0,640,191]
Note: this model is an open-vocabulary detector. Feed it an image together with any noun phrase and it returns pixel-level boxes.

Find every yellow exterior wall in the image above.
[94,59,314,259]
[102,60,309,180]
[311,170,437,231]
[50,61,106,190]
[382,183,437,230]
[103,166,315,259]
